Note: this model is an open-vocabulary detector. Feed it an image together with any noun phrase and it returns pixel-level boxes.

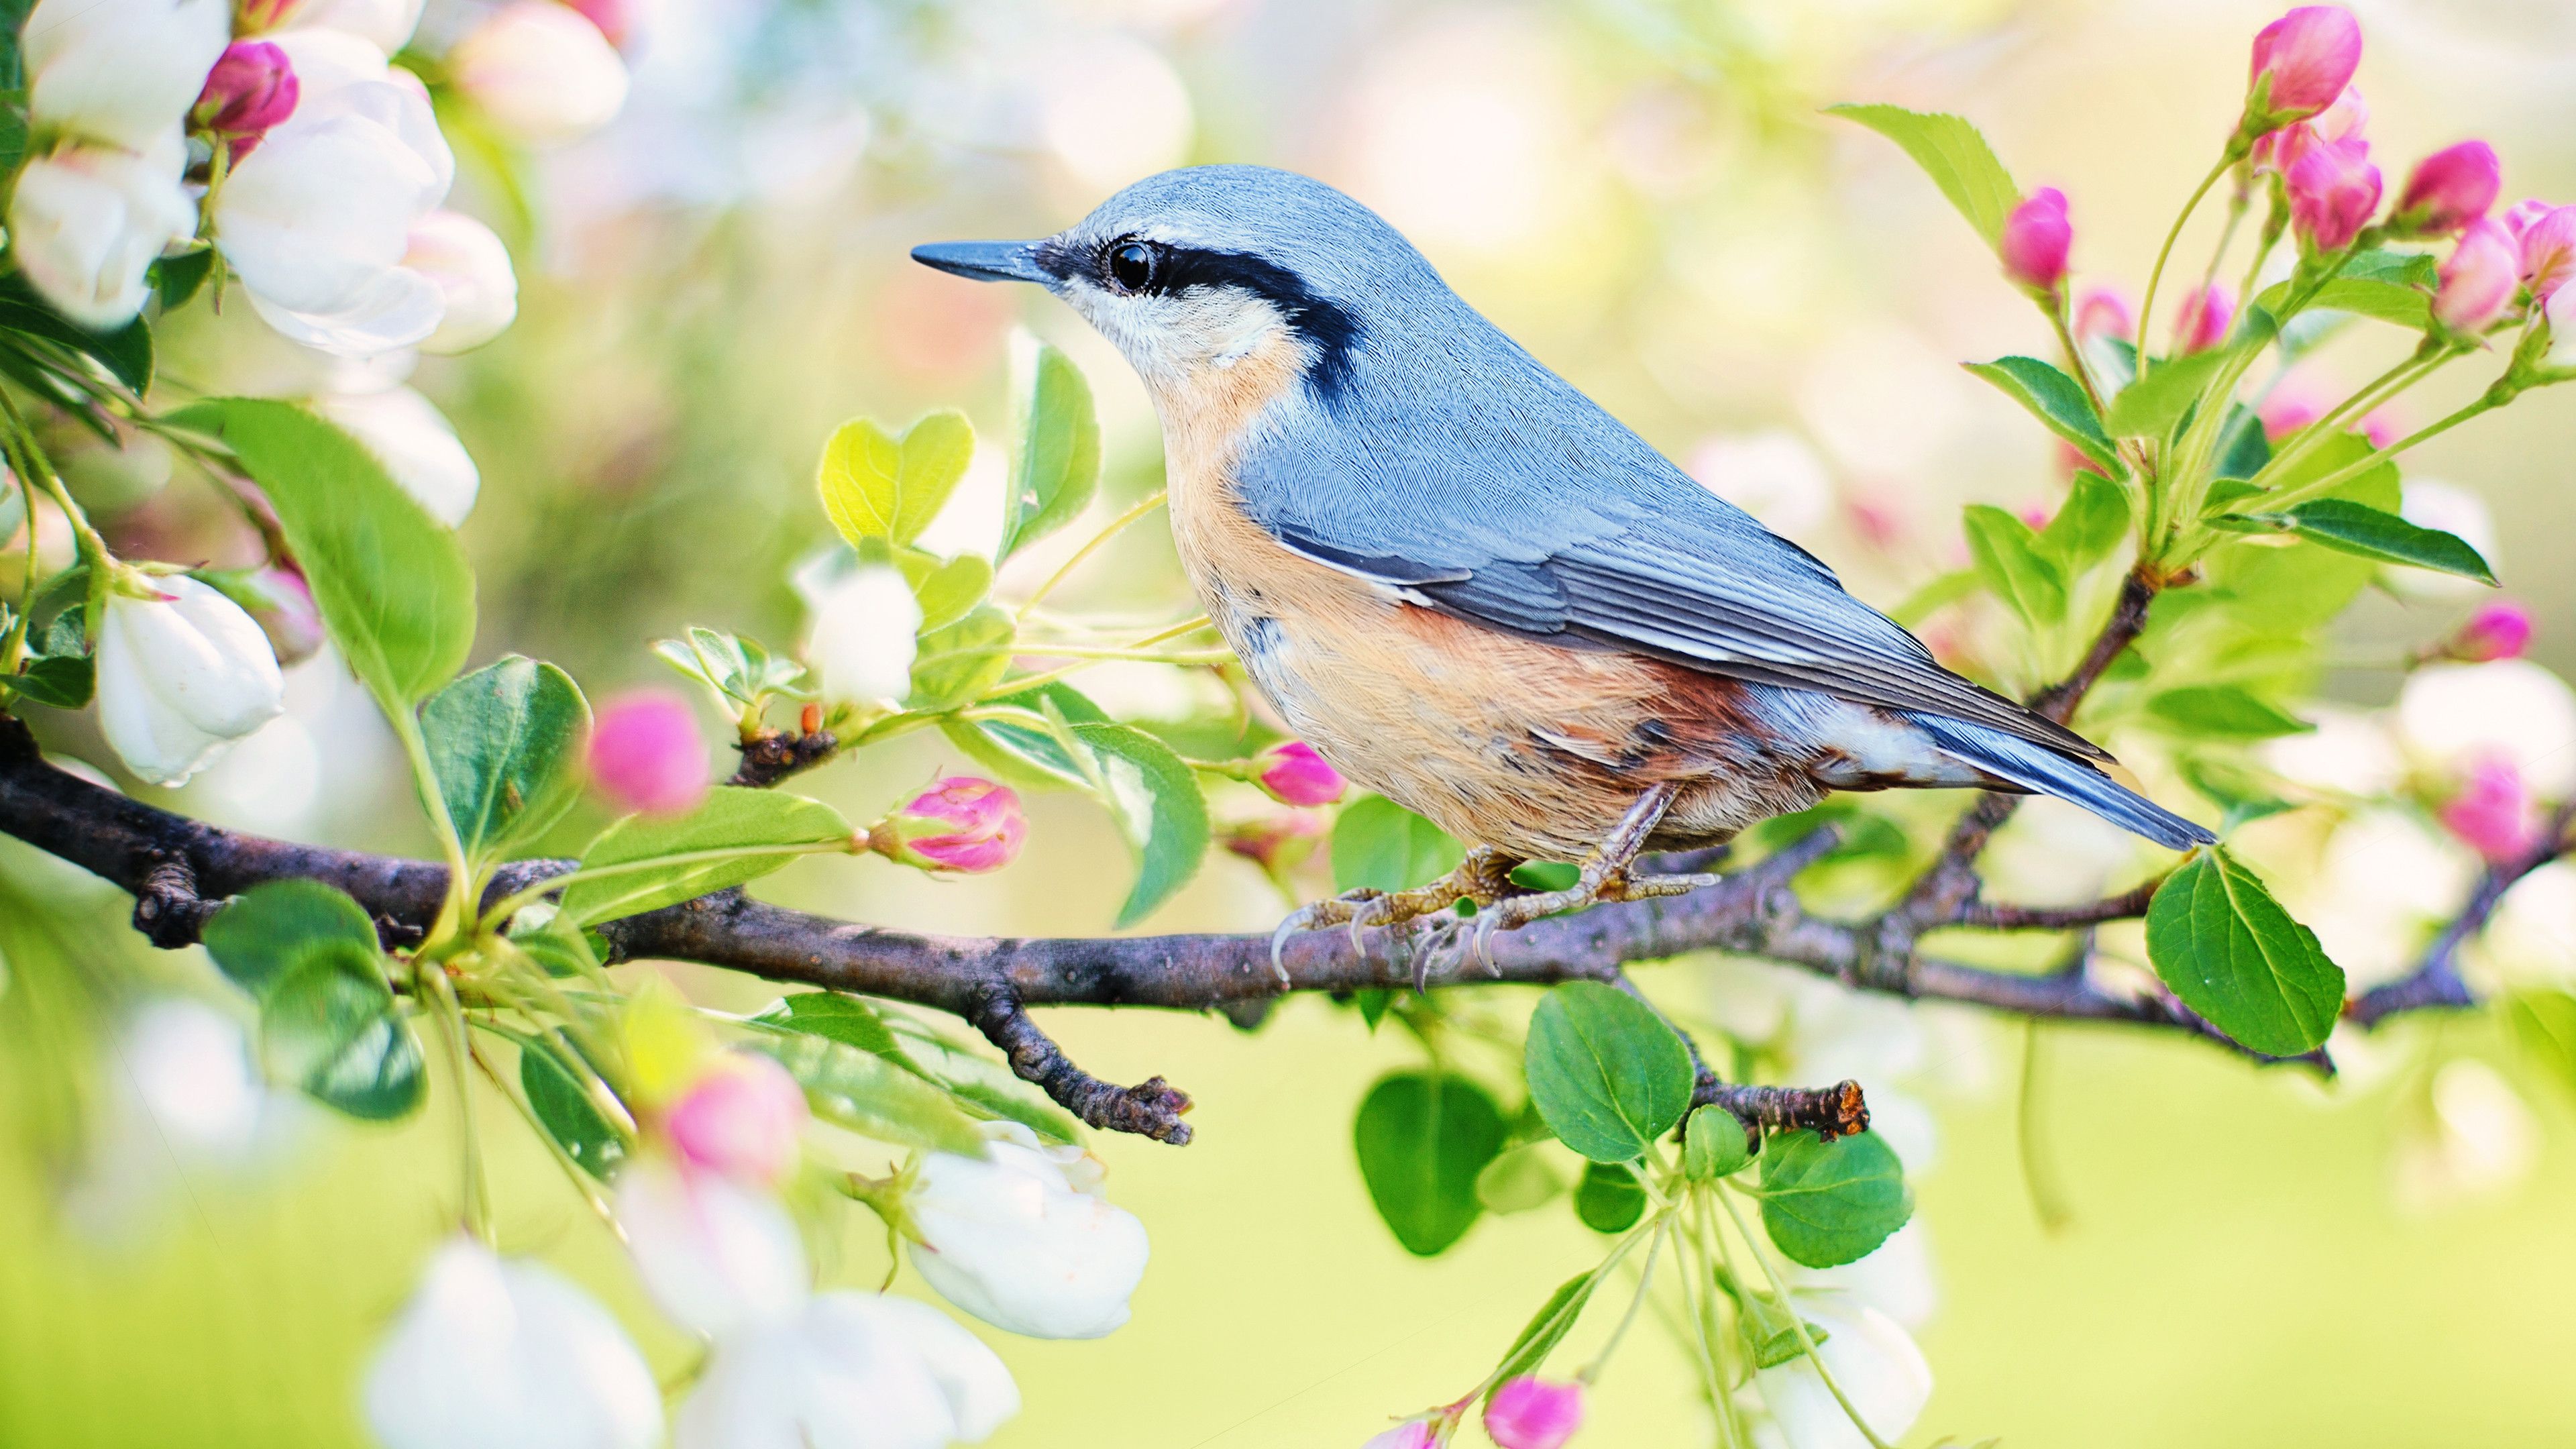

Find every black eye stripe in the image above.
[1087,240,1363,402]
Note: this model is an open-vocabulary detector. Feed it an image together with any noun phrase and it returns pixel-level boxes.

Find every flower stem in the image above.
[1713,1183,1895,1449]
[476,838,854,935]
[1577,1213,1671,1385]
[425,965,496,1244]
[0,389,113,649]
[1016,489,1166,620]
[2135,156,2237,387]
[2251,390,2502,519]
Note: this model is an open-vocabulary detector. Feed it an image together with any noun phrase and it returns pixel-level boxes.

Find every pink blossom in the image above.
[2174,284,2235,355]
[876,777,1026,873]
[663,1051,808,1187]
[2518,205,2576,305]
[2258,376,2328,441]
[2359,407,2402,447]
[191,41,299,158]
[2286,136,2382,252]
[1485,1379,1583,1449]
[219,563,325,667]
[2248,7,2364,125]
[2251,87,2367,174]
[2392,142,2501,236]
[1361,1421,1438,1449]
[1256,741,1348,806]
[1845,495,1907,550]
[588,691,712,816]
[2434,218,2519,333]
[2449,600,2533,663]
[559,0,635,46]
[1222,810,1328,873]
[2502,198,2556,243]
[2439,755,2545,863]
[2000,188,2072,292]
[2073,286,2135,344]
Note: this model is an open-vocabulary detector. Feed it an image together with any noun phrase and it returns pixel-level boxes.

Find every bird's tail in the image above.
[1902,712,2214,851]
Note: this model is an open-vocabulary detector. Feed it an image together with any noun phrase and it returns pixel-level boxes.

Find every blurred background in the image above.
[6,0,2576,1443]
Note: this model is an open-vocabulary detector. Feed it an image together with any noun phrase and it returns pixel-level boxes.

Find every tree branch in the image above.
[2347,800,2576,1028]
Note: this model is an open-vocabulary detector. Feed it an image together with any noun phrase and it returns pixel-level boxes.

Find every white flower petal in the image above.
[7,138,195,329]
[2397,660,2576,796]
[313,385,480,525]
[282,0,425,52]
[616,1157,808,1338]
[1750,1298,1932,1449]
[863,1295,1022,1442]
[408,211,520,354]
[904,1123,1149,1340]
[25,0,229,152]
[676,1293,984,1449]
[806,566,921,705]
[95,578,288,787]
[451,3,631,146]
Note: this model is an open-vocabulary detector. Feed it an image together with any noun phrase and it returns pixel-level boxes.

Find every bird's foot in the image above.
[1268,845,1526,988]
[1455,784,1712,967]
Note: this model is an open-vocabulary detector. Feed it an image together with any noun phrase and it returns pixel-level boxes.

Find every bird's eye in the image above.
[1107,241,1159,292]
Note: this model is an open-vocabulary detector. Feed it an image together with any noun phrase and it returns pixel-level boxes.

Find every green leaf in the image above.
[1474,1142,1565,1214]
[170,399,474,708]
[520,1039,627,1180]
[1331,794,1466,894]
[2035,469,2131,573]
[2147,685,2312,739]
[259,949,425,1121]
[2145,848,2344,1056]
[1683,1103,1754,1181]
[2103,348,2229,439]
[2214,407,2273,482]
[1887,568,1979,627]
[757,991,907,1061]
[1523,981,1697,1163]
[941,682,1110,790]
[2257,250,2436,331]
[7,652,91,708]
[2507,992,2576,1104]
[422,656,590,865]
[906,604,1016,713]
[1726,1277,1832,1370]
[1066,721,1210,927]
[559,787,851,926]
[882,1016,1085,1144]
[750,1026,985,1155]
[0,272,152,392]
[1755,1130,1913,1269]
[1962,504,2068,625]
[2213,499,2496,584]
[654,628,810,708]
[2202,435,2399,635]
[1573,1159,1647,1234]
[1825,103,2021,244]
[999,341,1102,561]
[201,879,382,999]
[1488,1273,1598,1397]
[904,551,995,632]
[1965,357,2118,471]
[151,248,217,311]
[817,410,974,548]
[1353,1071,1508,1256]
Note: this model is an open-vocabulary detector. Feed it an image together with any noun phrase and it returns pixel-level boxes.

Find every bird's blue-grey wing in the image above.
[1233,356,2110,763]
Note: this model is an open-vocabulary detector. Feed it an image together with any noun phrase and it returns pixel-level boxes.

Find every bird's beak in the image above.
[909,239,1053,285]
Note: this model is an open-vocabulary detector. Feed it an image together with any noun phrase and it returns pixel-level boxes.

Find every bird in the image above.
[913,165,2212,954]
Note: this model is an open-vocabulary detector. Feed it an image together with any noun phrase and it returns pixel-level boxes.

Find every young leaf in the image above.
[750,1028,985,1155]
[1961,504,2068,625]
[2145,847,2345,1056]
[1572,1159,1647,1234]
[940,682,1110,790]
[1474,1143,1566,1215]
[2035,469,2131,572]
[152,248,217,311]
[1067,720,1210,927]
[201,878,383,998]
[1731,1283,1832,1370]
[520,1038,627,1180]
[169,398,475,708]
[1825,103,2021,244]
[559,787,851,926]
[258,949,425,1121]
[2213,499,2496,584]
[2147,685,2313,739]
[2214,407,2273,482]
[907,604,1016,713]
[1352,1071,1509,1256]
[2103,348,2229,439]
[1523,981,1696,1163]
[756,990,908,1061]
[904,551,996,632]
[998,341,1102,561]
[817,410,974,549]
[1887,568,1980,627]
[1488,1273,1599,1399]
[422,656,590,865]
[1683,1103,1755,1181]
[1754,1130,1913,1269]
[1965,356,2118,471]
[1331,794,1465,894]
[0,271,152,392]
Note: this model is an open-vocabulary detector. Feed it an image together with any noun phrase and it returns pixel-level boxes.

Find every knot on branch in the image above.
[965,981,1194,1145]
[130,856,217,949]
[1697,1079,1871,1145]
[729,730,839,789]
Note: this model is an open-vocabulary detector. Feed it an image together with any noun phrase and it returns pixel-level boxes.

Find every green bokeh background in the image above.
[9,0,2576,1442]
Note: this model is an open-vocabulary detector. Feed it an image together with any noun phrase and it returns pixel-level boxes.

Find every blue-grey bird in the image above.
[914,165,2211,938]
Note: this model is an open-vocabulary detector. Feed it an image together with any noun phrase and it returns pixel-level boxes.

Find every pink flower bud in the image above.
[2438,755,2544,864]
[1256,741,1348,806]
[2174,284,2235,355]
[2286,136,2381,252]
[663,1051,808,1187]
[560,0,635,46]
[588,690,712,816]
[2359,407,2402,448]
[1999,187,2072,292]
[2518,205,2576,307]
[2248,7,2363,125]
[1223,809,1328,873]
[2073,286,2135,344]
[2252,88,2369,176]
[2449,600,2533,663]
[2502,197,2556,243]
[233,564,324,667]
[2434,217,2519,333]
[191,42,300,158]
[1362,1421,1438,1449]
[875,777,1026,873]
[1484,1378,1583,1449]
[2392,141,2501,236]
[2257,381,2326,442]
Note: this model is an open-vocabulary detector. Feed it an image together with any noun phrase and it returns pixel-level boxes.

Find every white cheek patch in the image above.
[1065,278,1293,390]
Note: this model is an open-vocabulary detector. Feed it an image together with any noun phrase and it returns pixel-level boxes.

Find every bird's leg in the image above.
[1466,783,1719,957]
[1269,844,1527,986]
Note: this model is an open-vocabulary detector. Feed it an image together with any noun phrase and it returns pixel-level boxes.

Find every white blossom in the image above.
[407,210,520,354]
[2393,1060,2539,1214]
[6,138,195,329]
[63,996,303,1234]
[24,0,228,152]
[449,2,631,146]
[314,384,480,525]
[676,1292,1018,1449]
[2259,706,2405,798]
[1746,1293,1935,1449]
[804,564,921,706]
[904,1121,1150,1340]
[616,1156,809,1339]
[2396,660,2576,797]
[280,0,424,52]
[363,1236,663,1449]
[95,576,288,787]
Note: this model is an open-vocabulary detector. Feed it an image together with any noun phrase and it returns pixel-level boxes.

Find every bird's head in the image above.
[912,166,1444,411]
